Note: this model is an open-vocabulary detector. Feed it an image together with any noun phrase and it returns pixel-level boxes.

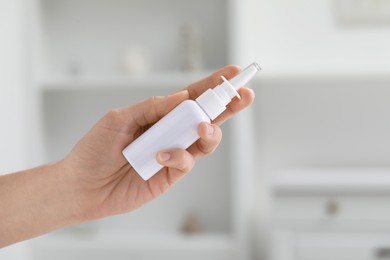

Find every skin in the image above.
[0,65,255,247]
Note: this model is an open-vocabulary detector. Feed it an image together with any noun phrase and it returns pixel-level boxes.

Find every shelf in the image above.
[39,71,212,91]
[273,168,390,195]
[32,230,234,250]
[30,231,237,260]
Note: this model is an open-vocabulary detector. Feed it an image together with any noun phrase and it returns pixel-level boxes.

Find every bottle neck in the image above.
[195,84,234,121]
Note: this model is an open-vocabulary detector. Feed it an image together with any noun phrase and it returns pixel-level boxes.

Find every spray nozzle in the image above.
[195,62,260,120]
[221,75,241,100]
[215,62,261,102]
[225,62,261,94]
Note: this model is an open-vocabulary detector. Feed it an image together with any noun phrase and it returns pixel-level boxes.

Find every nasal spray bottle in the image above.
[122,62,260,180]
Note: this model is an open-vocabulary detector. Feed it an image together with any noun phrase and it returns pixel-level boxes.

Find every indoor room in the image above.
[1,0,390,259]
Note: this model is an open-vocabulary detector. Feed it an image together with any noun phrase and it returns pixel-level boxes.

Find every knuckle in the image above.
[200,142,215,155]
[149,95,165,118]
[150,95,164,105]
[216,127,223,142]
[105,108,122,121]
[212,65,241,86]
[197,137,219,155]
[177,152,194,173]
[211,73,224,87]
[159,181,170,195]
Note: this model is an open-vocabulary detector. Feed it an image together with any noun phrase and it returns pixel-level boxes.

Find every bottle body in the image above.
[122,100,211,180]
[122,62,260,181]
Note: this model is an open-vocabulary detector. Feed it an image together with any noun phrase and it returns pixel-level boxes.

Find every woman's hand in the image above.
[61,65,255,221]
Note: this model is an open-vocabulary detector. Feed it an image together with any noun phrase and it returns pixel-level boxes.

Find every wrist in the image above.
[52,160,90,224]
[56,157,113,222]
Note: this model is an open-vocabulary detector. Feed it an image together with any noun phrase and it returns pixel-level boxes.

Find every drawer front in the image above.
[296,232,390,260]
[272,231,390,260]
[274,196,390,222]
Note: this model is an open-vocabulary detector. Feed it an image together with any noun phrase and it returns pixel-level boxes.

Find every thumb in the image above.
[156,149,195,174]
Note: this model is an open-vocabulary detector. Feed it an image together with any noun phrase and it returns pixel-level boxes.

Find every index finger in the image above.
[185,65,241,99]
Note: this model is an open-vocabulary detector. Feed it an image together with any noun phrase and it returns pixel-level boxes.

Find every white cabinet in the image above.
[253,75,390,260]
[271,170,390,260]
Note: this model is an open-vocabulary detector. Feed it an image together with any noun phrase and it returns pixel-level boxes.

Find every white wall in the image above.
[238,0,390,75]
[0,1,32,259]
[0,0,27,173]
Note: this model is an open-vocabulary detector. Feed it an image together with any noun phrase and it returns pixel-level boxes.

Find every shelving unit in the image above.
[25,0,254,260]
[38,0,229,78]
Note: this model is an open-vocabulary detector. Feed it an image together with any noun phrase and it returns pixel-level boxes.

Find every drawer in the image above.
[274,196,390,222]
[272,231,390,260]
[296,232,390,260]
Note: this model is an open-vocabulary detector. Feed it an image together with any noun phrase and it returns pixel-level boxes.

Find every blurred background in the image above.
[1,0,390,259]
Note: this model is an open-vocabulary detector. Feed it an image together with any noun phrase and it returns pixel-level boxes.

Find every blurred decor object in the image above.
[67,60,83,78]
[181,212,202,234]
[180,24,204,71]
[124,45,151,75]
[334,0,390,25]
[376,247,390,259]
[325,199,340,217]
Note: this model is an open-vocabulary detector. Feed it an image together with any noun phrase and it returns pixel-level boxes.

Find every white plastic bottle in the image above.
[122,62,260,180]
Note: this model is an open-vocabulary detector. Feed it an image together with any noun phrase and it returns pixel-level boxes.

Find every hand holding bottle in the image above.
[63,64,255,221]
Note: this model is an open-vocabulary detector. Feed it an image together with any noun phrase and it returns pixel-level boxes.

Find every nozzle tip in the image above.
[250,62,261,72]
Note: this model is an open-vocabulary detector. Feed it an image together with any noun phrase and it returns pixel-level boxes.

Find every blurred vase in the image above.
[181,212,202,234]
[124,45,151,75]
[180,24,204,71]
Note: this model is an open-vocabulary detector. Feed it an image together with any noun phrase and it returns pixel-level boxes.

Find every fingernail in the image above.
[158,152,171,162]
[206,123,215,135]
